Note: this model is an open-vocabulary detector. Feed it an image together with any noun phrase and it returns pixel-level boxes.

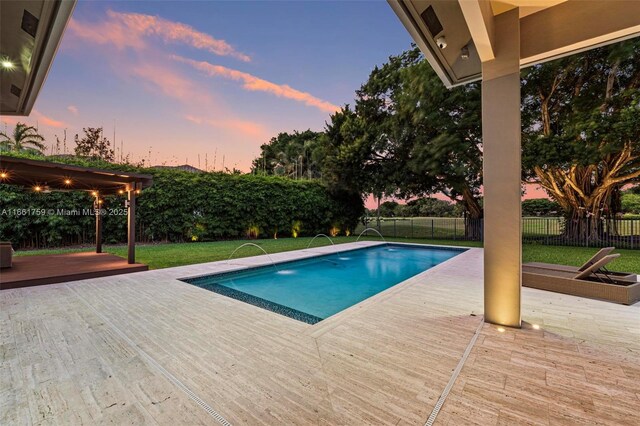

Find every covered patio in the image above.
[0,156,152,288]
[389,0,640,327]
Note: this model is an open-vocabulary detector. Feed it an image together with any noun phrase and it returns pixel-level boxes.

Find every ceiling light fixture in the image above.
[1,59,15,70]
[461,45,470,60]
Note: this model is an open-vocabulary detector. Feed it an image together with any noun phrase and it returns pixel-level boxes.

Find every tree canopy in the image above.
[251,130,324,179]
[74,127,115,162]
[522,39,640,232]
[252,39,639,237]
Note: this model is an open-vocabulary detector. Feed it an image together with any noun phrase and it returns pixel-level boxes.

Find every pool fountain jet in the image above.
[355,228,387,243]
[306,234,335,249]
[227,243,280,271]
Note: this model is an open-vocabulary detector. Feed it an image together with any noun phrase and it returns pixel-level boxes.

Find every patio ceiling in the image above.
[0,155,153,195]
[389,0,640,87]
[0,0,76,115]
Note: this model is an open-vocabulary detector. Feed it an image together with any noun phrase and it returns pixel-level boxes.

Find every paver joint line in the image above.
[67,284,233,426]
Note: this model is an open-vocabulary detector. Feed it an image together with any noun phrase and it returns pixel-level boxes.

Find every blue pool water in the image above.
[183,244,464,324]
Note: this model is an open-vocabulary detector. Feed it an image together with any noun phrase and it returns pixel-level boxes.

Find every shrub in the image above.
[522,199,561,217]
[0,153,363,248]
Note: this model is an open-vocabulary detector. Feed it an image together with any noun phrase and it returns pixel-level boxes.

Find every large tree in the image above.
[397,51,483,220]
[322,47,483,235]
[0,123,46,154]
[522,39,640,240]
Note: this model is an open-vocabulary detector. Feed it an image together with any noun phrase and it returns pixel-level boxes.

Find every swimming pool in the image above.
[182,244,465,324]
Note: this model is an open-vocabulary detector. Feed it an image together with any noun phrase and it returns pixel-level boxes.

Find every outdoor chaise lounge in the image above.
[524,247,636,281]
[523,254,640,305]
[525,247,615,273]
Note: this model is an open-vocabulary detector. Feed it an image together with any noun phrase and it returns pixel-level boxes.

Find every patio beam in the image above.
[95,198,102,254]
[520,1,640,67]
[458,0,495,62]
[481,8,521,328]
[127,188,136,264]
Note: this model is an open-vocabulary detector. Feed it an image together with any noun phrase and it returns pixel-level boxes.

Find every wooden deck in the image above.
[0,252,148,289]
[0,243,638,425]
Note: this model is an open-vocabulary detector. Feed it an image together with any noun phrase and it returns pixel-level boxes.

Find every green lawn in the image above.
[14,236,640,273]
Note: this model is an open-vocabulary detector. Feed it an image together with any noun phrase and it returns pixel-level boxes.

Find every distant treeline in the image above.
[366,196,640,218]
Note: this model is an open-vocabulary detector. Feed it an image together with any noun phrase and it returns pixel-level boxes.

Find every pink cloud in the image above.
[174,56,340,113]
[67,10,250,62]
[130,62,214,107]
[66,16,145,50]
[0,116,20,126]
[184,114,267,140]
[32,110,68,129]
[67,105,79,115]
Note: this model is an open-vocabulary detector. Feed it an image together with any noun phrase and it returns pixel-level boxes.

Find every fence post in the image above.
[411,218,414,239]
[394,219,397,238]
[454,219,457,240]
[632,219,635,250]
[546,218,550,245]
[431,219,434,239]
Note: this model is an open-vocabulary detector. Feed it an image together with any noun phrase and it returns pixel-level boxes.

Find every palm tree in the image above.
[0,123,46,154]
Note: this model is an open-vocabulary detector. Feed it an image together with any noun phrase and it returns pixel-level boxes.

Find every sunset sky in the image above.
[0,0,414,171]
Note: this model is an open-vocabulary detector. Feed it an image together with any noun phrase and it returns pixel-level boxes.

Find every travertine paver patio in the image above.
[1,242,638,425]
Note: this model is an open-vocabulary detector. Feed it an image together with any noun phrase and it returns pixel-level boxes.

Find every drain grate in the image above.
[424,317,484,426]
[68,285,232,426]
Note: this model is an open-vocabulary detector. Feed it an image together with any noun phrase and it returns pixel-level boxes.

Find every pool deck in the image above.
[1,241,639,425]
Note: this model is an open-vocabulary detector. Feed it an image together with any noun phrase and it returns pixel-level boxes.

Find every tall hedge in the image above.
[0,156,363,248]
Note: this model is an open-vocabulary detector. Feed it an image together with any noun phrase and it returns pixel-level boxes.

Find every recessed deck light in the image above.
[532,324,540,330]
[497,327,505,333]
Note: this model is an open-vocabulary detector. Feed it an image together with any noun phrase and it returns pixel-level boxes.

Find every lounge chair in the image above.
[524,247,615,273]
[524,248,636,282]
[523,254,640,305]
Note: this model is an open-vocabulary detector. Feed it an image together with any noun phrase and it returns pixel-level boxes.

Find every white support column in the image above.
[481,8,522,327]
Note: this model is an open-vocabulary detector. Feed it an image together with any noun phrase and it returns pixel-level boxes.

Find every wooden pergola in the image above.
[0,156,153,263]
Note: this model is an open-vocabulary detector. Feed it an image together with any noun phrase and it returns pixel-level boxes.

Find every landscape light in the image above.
[118,189,124,195]
[0,172,8,179]
[0,59,14,70]
[64,178,72,185]
[91,191,98,196]
[34,185,42,192]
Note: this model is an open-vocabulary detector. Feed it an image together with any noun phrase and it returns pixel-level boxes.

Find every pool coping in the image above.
[178,242,470,326]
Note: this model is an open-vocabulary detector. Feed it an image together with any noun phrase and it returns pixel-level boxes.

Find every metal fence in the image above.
[356,217,640,249]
